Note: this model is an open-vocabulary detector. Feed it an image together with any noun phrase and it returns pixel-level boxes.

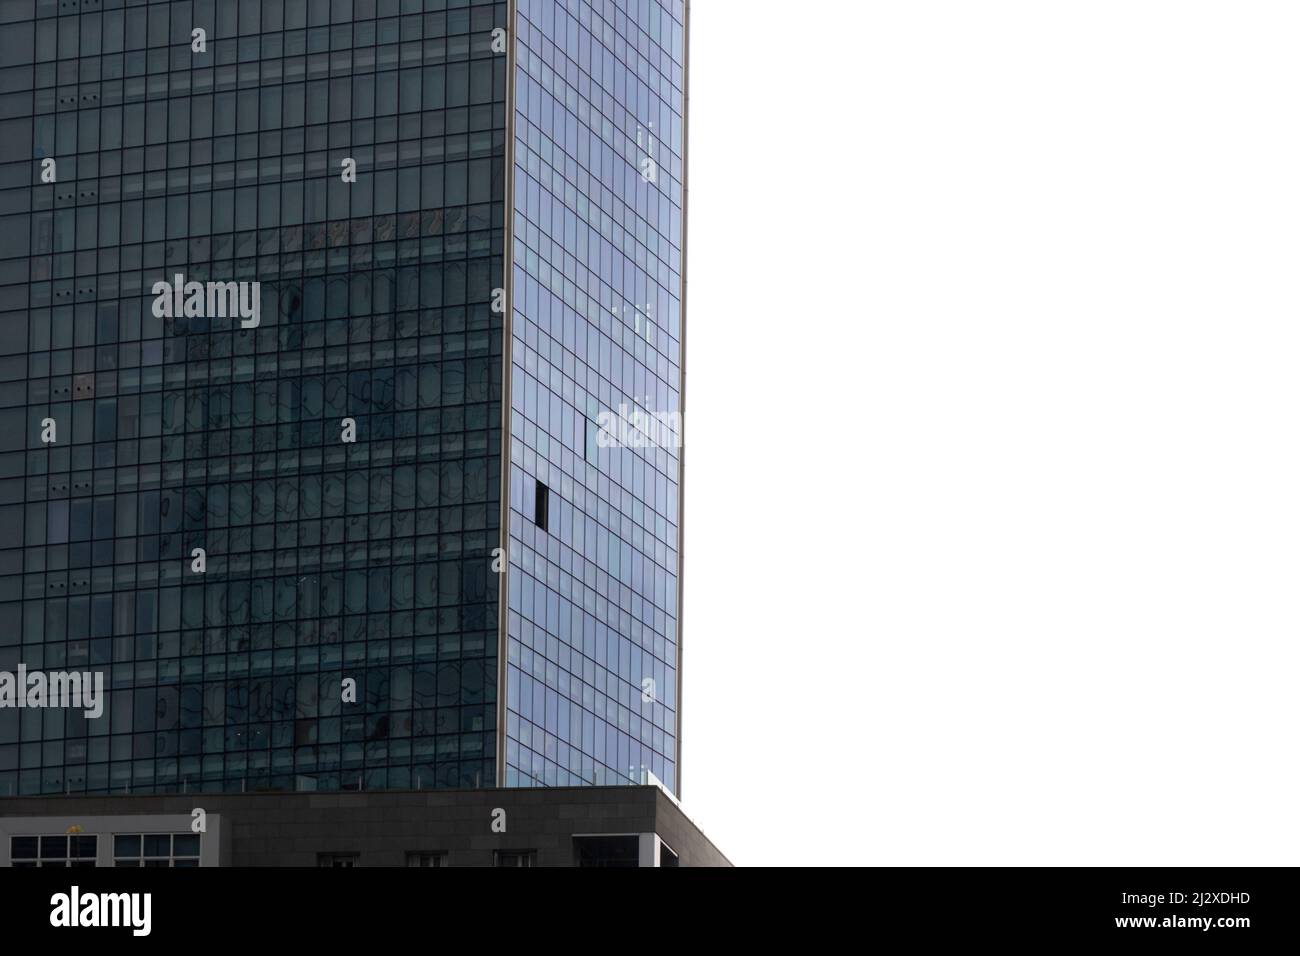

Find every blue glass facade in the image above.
[502,0,686,793]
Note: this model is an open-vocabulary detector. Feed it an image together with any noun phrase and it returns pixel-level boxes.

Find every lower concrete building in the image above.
[0,785,729,867]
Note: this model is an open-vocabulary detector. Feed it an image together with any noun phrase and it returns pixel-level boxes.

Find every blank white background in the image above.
[680,1,1300,866]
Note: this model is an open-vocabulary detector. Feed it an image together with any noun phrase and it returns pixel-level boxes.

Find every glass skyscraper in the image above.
[0,0,686,800]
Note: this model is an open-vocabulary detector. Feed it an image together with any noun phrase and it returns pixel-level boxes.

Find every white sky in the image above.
[680,1,1300,866]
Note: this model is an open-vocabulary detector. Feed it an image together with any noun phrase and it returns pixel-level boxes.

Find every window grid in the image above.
[504,0,685,793]
[9,833,98,867]
[112,831,201,867]
[0,0,509,798]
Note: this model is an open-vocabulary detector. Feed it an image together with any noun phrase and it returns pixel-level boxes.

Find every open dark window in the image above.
[534,480,549,531]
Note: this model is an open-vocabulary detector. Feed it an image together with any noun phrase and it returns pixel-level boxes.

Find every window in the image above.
[317,853,358,868]
[405,852,447,867]
[493,850,536,868]
[534,481,549,532]
[573,835,639,868]
[10,835,98,868]
[659,842,680,868]
[113,833,200,867]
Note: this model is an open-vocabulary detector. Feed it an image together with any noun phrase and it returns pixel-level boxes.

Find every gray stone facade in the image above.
[0,785,731,867]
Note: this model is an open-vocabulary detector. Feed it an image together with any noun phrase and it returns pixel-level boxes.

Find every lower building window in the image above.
[113,834,201,867]
[573,835,640,868]
[317,853,359,868]
[494,850,537,867]
[406,852,447,867]
[10,835,98,867]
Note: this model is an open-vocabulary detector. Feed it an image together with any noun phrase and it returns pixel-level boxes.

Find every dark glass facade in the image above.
[0,0,684,800]
[0,0,508,796]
